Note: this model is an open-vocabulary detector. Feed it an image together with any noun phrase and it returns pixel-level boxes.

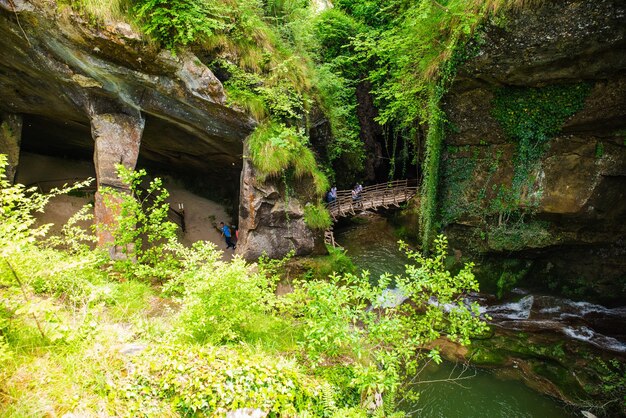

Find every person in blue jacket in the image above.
[220,222,236,250]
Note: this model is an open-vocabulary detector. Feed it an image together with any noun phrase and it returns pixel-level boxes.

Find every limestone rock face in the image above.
[0,0,255,173]
[237,152,324,261]
[439,0,626,299]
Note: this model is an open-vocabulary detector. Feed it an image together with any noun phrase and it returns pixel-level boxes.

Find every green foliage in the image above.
[328,1,544,248]
[101,166,179,281]
[313,64,363,173]
[59,0,133,23]
[0,157,493,415]
[247,120,329,196]
[0,154,94,258]
[45,204,98,254]
[304,202,332,230]
[592,358,626,415]
[439,153,478,225]
[171,251,280,344]
[315,8,364,64]
[419,87,447,250]
[496,269,526,299]
[134,0,227,51]
[487,219,553,251]
[595,141,604,158]
[283,235,488,405]
[492,83,591,198]
[221,59,307,121]
[117,345,326,416]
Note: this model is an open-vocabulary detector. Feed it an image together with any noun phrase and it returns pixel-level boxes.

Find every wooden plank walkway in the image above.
[324,179,419,247]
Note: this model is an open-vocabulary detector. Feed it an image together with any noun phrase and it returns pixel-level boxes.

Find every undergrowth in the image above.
[247,120,329,196]
[0,156,490,416]
[304,202,332,230]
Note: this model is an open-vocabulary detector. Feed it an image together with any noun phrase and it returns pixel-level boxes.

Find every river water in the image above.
[333,215,609,417]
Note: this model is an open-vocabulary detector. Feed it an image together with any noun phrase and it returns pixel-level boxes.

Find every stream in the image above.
[334,214,626,417]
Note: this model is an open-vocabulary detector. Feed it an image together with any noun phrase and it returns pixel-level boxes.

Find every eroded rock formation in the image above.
[0,0,325,258]
[237,147,325,260]
[0,0,256,248]
[0,113,22,183]
[91,111,144,248]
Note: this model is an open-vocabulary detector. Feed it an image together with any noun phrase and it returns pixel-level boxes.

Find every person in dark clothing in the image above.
[220,222,236,250]
[328,185,337,203]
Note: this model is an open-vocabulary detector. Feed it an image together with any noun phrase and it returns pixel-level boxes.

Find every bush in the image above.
[134,0,227,51]
[117,344,327,416]
[282,235,489,407]
[304,202,332,230]
[101,166,180,281]
[172,252,279,344]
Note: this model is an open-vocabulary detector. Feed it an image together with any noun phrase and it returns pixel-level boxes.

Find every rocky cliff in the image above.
[237,147,325,260]
[0,0,324,259]
[0,1,255,171]
[439,0,626,301]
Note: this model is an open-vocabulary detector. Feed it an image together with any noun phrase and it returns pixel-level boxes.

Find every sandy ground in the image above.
[165,184,237,259]
[21,153,236,260]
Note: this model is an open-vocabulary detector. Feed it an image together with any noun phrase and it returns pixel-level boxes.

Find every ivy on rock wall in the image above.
[328,0,532,250]
[492,83,591,202]
[437,82,591,252]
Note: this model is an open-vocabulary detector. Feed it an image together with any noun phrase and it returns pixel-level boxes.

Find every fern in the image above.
[134,0,228,51]
[321,382,338,416]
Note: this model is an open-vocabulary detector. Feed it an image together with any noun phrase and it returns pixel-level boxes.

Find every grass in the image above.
[107,280,154,322]
[304,202,332,230]
[247,120,329,196]
[58,0,134,23]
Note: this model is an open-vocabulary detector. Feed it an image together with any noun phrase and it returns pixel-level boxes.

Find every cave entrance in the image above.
[15,113,243,250]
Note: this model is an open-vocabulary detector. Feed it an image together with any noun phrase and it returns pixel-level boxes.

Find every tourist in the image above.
[328,185,337,203]
[220,222,236,250]
[231,224,239,244]
[351,185,360,202]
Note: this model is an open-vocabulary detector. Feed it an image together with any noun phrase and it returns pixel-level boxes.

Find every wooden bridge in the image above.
[324,179,419,247]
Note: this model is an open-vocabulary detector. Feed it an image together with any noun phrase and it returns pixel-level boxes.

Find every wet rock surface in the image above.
[440,0,626,301]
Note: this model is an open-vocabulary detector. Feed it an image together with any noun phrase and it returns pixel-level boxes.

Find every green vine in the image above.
[492,83,591,210]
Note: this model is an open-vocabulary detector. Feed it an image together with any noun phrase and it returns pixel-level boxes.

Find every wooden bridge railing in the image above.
[326,178,419,220]
[323,179,419,247]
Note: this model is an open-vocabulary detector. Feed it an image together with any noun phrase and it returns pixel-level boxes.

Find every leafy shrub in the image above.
[283,235,488,406]
[0,155,93,258]
[135,0,227,51]
[44,204,97,254]
[172,252,279,344]
[101,166,180,281]
[117,345,326,416]
[304,202,332,230]
[314,8,363,64]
